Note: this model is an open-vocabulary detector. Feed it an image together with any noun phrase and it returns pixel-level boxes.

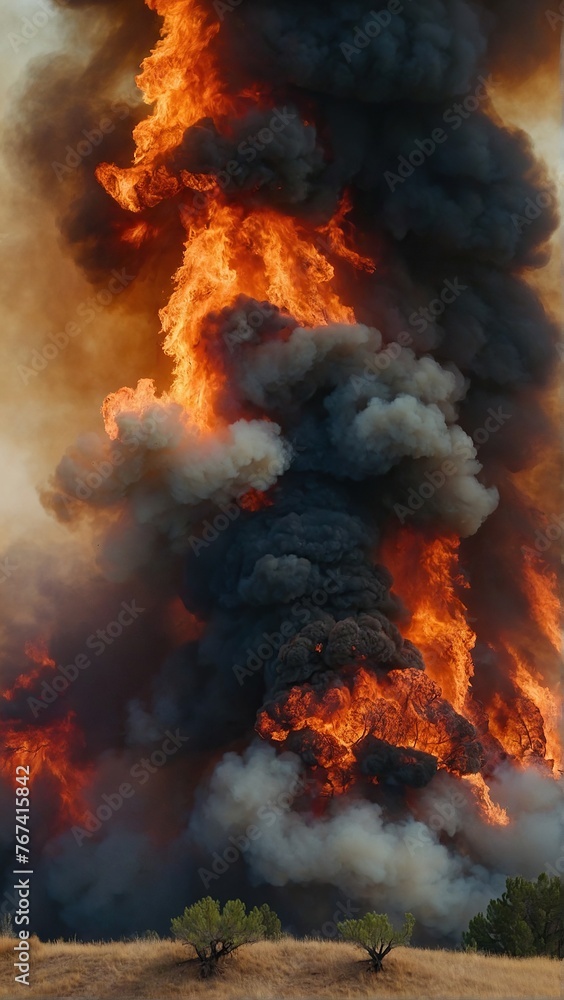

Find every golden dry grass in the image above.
[0,935,560,999]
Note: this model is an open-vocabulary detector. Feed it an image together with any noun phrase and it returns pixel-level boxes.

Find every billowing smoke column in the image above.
[1,0,562,941]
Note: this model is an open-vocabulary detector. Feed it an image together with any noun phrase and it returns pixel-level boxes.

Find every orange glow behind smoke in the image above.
[1,643,91,827]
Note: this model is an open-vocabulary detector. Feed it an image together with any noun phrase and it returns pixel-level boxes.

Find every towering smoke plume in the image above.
[0,0,562,941]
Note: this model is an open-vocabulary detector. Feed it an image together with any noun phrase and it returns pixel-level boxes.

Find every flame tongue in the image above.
[1,642,91,828]
[1,712,91,829]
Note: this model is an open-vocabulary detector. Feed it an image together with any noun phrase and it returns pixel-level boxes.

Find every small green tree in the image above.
[462,874,563,958]
[171,897,266,977]
[337,911,415,973]
[251,902,282,939]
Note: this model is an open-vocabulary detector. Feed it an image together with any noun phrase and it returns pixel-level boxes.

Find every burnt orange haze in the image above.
[1,0,562,836]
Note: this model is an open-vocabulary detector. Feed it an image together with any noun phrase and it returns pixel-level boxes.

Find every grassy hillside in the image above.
[0,936,560,999]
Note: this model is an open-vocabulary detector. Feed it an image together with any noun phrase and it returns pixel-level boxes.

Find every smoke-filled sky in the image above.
[0,0,562,944]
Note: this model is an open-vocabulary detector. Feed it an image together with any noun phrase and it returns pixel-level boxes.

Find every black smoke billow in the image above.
[1,0,562,941]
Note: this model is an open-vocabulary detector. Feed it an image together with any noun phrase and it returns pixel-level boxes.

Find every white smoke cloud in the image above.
[47,394,292,574]
[189,743,564,938]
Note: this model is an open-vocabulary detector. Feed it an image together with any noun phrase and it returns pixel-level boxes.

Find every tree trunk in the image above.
[199,955,219,978]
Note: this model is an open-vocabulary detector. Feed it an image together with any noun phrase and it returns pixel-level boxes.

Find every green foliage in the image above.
[251,903,282,940]
[171,897,266,977]
[462,874,563,958]
[337,911,415,973]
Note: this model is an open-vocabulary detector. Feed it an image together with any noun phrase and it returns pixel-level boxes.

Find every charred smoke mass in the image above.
[0,0,562,942]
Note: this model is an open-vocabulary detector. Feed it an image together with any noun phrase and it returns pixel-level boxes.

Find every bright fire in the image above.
[96,0,362,431]
[9,0,555,834]
[1,643,91,827]
[257,665,483,795]
[383,527,562,771]
[380,532,475,715]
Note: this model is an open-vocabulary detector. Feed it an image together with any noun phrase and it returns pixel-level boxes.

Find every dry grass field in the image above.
[0,936,561,999]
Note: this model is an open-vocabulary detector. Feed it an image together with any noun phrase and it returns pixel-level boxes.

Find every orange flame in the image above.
[257,666,482,795]
[96,0,371,435]
[1,643,92,827]
[462,774,510,827]
[3,641,57,700]
[381,530,475,715]
[382,526,562,770]
[1,713,91,827]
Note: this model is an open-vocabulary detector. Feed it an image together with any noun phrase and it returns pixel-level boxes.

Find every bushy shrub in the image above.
[338,911,415,972]
[171,897,270,977]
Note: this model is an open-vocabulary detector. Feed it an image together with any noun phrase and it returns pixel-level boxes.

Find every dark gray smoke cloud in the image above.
[1,0,561,943]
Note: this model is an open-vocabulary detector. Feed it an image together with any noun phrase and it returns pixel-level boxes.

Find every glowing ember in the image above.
[257,666,483,794]
[1,641,92,827]
[4,642,56,699]
[1,713,91,827]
